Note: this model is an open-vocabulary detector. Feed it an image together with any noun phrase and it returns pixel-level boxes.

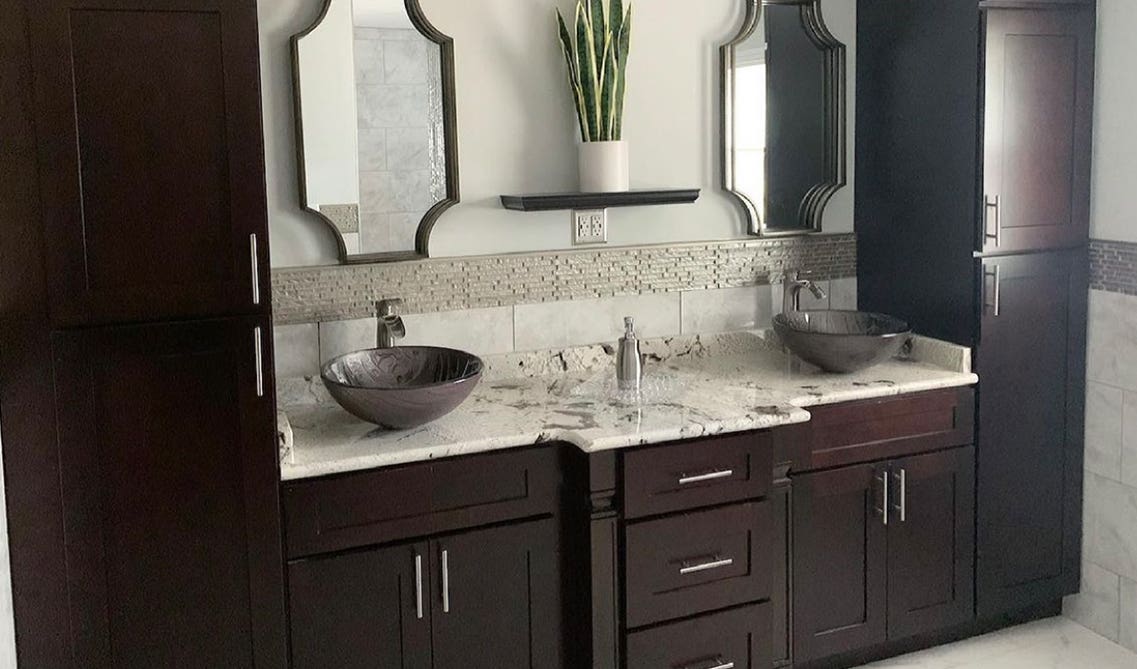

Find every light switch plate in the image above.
[572,209,607,245]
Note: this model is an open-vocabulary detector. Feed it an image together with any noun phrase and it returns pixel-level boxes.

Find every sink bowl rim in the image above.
[320,346,485,392]
[773,309,912,339]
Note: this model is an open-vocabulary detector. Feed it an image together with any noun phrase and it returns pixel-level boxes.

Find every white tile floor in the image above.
[856,617,1137,668]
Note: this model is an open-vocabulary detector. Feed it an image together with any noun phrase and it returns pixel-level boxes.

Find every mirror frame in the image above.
[291,0,460,264]
[720,0,846,237]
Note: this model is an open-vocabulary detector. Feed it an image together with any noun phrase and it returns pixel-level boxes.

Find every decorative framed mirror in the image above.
[721,0,846,236]
[292,0,459,263]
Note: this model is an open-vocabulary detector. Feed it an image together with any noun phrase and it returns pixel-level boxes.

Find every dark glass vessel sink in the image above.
[321,347,484,429]
[773,310,912,373]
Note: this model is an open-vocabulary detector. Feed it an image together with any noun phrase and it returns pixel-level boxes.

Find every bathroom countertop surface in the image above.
[277,331,978,481]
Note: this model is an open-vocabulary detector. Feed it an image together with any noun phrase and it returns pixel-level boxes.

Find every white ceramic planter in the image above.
[578,140,629,193]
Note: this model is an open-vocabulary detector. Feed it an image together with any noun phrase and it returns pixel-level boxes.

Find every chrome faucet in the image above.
[782,271,827,314]
[376,298,406,348]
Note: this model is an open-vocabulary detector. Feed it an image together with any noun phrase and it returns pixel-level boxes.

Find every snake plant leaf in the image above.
[576,3,600,141]
[557,8,590,141]
[612,5,632,140]
[601,38,618,139]
[590,0,607,77]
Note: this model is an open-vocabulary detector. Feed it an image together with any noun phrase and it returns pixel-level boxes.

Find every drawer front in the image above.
[626,603,772,669]
[624,432,773,519]
[794,388,975,472]
[282,447,560,558]
[625,502,772,628]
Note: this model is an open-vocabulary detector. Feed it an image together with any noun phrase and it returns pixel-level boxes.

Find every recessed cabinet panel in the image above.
[625,603,772,669]
[51,317,286,667]
[28,1,269,326]
[982,8,1094,254]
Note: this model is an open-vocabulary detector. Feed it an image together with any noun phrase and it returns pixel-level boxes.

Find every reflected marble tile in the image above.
[514,293,681,351]
[1086,381,1125,481]
[1121,577,1137,653]
[1087,290,1137,391]
[383,39,429,84]
[1122,391,1137,489]
[388,212,422,251]
[357,84,429,129]
[353,37,384,84]
[359,170,434,214]
[680,285,773,335]
[402,306,514,355]
[1084,471,1137,582]
[386,127,432,170]
[359,212,391,254]
[319,318,378,366]
[273,323,320,380]
[1063,561,1121,642]
[357,129,387,172]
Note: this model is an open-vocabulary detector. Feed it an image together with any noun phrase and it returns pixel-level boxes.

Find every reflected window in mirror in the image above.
[722,0,846,237]
[292,0,459,263]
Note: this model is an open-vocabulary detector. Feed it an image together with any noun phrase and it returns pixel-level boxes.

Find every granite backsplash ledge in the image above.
[271,233,856,325]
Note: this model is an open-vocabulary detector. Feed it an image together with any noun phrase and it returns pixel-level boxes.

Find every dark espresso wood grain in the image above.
[625,603,772,669]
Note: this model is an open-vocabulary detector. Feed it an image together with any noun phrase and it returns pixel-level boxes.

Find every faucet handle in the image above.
[377,298,404,318]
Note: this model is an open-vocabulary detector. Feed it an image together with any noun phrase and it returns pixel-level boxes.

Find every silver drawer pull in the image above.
[678,556,734,575]
[678,469,734,486]
[680,658,735,669]
[414,553,424,620]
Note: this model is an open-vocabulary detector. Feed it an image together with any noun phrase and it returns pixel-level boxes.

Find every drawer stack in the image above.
[620,432,775,669]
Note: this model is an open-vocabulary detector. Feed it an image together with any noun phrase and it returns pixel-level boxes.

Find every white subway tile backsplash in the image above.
[1087,382,1126,481]
[680,285,772,335]
[401,306,514,355]
[319,317,378,365]
[1064,561,1121,642]
[1121,577,1137,653]
[1085,471,1137,583]
[514,293,681,351]
[273,323,319,379]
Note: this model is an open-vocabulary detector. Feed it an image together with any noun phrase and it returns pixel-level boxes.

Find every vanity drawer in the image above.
[792,388,975,473]
[625,603,772,669]
[625,502,772,628]
[623,431,772,520]
[282,446,560,559]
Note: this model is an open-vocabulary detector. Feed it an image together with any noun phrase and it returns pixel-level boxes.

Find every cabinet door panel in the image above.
[288,543,432,669]
[51,317,286,667]
[28,0,268,326]
[430,518,565,669]
[792,463,888,663]
[982,8,1094,253]
[977,251,1086,616]
[771,480,793,667]
[887,447,975,640]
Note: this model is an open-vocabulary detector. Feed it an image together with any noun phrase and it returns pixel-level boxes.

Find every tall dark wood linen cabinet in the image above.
[1,0,287,666]
[857,0,1092,620]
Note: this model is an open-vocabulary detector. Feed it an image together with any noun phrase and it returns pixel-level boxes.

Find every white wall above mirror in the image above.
[263,0,856,268]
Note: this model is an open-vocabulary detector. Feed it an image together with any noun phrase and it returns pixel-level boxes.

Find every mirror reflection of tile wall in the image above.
[352,27,445,254]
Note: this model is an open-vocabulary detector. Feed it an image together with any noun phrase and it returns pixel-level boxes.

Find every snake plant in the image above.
[556,0,632,142]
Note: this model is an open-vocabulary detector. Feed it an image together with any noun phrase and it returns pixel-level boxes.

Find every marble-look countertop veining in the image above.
[277,332,977,481]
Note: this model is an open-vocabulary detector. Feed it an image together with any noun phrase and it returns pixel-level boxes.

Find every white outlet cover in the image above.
[572,209,607,245]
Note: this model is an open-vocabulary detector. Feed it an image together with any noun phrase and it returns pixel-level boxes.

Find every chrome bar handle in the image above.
[680,659,735,669]
[441,549,450,613]
[893,468,907,523]
[984,195,1001,248]
[984,264,1002,317]
[875,471,889,526]
[250,233,261,306]
[414,553,424,620]
[253,326,264,398]
[678,469,734,486]
[679,556,734,575]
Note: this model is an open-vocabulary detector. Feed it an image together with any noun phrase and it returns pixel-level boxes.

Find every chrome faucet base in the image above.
[377,298,407,348]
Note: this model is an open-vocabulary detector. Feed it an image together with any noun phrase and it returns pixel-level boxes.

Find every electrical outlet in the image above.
[572,208,607,245]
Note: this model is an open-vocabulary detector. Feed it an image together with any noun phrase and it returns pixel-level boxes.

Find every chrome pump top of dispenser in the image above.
[617,316,644,391]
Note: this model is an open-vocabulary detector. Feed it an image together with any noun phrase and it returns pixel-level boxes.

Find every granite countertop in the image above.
[277,331,977,481]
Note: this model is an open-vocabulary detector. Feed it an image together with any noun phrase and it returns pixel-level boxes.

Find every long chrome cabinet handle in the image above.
[250,233,261,306]
[678,556,734,575]
[680,659,734,669]
[253,327,264,398]
[893,468,907,523]
[984,264,1002,317]
[875,471,889,526]
[678,469,734,486]
[414,553,424,620]
[441,549,450,613]
[984,195,1001,248]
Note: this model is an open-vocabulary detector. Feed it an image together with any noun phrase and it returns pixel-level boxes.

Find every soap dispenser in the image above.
[617,316,644,391]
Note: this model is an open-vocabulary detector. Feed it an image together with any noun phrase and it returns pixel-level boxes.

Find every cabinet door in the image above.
[886,447,975,640]
[977,251,1086,617]
[771,481,793,668]
[981,8,1094,254]
[430,517,565,669]
[288,543,432,669]
[792,463,888,663]
[50,317,286,667]
[27,0,269,326]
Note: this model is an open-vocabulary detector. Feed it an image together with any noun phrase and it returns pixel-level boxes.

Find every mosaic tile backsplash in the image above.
[271,233,857,324]
[1091,239,1137,297]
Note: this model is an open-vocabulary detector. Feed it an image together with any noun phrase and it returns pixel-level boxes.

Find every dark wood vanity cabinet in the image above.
[49,317,286,667]
[26,0,270,327]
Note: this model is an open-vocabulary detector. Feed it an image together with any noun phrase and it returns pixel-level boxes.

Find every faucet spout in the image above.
[781,271,828,314]
[376,299,406,348]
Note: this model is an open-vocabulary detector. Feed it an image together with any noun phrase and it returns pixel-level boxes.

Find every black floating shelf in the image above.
[500,188,701,212]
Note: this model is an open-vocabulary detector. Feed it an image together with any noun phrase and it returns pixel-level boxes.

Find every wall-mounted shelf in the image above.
[500,189,701,212]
